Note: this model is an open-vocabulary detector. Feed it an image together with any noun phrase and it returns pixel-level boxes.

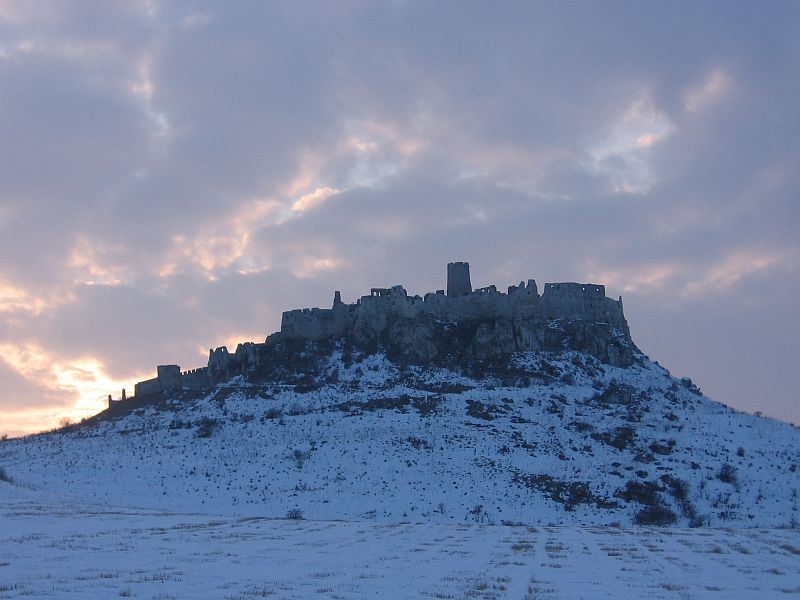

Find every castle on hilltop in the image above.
[124,262,631,403]
[280,261,627,340]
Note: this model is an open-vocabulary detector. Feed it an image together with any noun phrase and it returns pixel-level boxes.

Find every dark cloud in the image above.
[1,1,799,431]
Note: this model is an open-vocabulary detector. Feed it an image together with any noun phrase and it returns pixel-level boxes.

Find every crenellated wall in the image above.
[182,367,211,390]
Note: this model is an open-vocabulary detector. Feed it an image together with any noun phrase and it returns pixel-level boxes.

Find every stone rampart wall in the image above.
[182,367,210,390]
[157,365,181,393]
[134,377,160,397]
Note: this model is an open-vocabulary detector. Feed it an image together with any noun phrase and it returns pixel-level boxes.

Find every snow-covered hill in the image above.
[2,347,798,527]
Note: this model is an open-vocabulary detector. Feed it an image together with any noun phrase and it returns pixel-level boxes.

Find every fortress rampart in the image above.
[133,364,183,397]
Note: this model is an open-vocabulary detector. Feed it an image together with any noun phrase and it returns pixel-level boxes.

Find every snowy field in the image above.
[2,497,799,599]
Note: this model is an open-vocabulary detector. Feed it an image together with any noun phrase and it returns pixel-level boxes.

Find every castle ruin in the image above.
[126,262,632,399]
[279,261,627,340]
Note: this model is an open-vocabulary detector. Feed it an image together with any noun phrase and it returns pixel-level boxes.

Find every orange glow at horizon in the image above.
[0,343,144,436]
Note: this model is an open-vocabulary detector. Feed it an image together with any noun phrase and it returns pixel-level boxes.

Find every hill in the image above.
[2,262,798,527]
[2,344,798,527]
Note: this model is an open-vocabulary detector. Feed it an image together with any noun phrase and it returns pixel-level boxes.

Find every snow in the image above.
[1,496,799,599]
[2,349,800,597]
[1,351,798,527]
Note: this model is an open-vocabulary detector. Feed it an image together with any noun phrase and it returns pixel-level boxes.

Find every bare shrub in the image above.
[263,407,282,420]
[286,403,305,416]
[718,463,737,484]
[635,503,677,526]
[292,448,311,468]
[195,417,215,438]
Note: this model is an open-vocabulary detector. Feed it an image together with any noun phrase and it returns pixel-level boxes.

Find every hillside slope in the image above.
[2,347,798,527]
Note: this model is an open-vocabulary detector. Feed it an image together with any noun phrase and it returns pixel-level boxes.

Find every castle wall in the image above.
[232,342,265,375]
[235,342,258,365]
[281,290,351,340]
[181,367,211,390]
[540,283,626,330]
[281,305,348,340]
[354,286,506,327]
[208,346,232,380]
[134,377,160,396]
[508,279,539,300]
[157,365,182,393]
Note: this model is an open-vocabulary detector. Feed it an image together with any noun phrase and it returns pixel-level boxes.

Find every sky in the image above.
[0,1,798,436]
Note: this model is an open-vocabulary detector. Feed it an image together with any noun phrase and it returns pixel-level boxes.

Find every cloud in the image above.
[1,1,799,432]
[0,340,134,434]
[682,249,795,296]
[292,187,343,214]
[587,89,674,193]
[684,68,733,113]
[0,353,72,411]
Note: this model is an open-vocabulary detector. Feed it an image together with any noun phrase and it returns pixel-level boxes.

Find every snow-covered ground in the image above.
[1,493,799,599]
[2,349,800,597]
[2,351,798,527]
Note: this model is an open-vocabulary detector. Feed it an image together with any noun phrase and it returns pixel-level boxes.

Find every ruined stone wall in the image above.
[134,377,160,396]
[277,264,629,347]
[233,342,264,375]
[280,290,353,340]
[281,307,344,339]
[540,283,626,331]
[157,365,181,393]
[208,346,232,380]
[205,342,268,381]
[134,365,183,397]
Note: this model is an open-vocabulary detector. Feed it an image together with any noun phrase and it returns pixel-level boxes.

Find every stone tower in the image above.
[447,261,472,297]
